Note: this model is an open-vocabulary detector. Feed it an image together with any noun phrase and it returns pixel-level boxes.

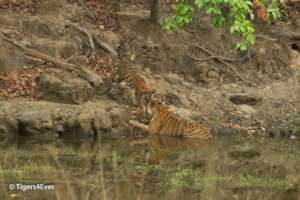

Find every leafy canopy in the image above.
[163,0,284,51]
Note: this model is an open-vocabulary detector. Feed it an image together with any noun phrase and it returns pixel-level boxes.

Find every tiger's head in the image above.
[149,93,167,115]
[118,37,136,62]
[144,89,156,118]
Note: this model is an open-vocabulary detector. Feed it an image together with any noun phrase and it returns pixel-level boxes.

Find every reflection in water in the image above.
[0,135,299,200]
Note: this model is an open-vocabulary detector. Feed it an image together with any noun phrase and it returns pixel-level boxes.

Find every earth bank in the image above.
[0,0,299,139]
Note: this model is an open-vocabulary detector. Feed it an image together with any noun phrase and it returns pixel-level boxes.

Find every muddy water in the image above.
[0,134,299,200]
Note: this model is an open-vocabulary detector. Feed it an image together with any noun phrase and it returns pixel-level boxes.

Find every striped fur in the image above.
[148,99,211,139]
[117,63,154,116]
[116,38,154,116]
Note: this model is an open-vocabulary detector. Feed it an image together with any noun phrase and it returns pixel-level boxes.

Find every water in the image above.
[0,134,299,200]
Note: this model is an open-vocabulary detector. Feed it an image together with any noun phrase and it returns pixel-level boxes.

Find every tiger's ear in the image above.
[153,94,159,98]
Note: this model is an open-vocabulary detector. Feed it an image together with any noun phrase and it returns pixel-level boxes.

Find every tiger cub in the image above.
[116,38,154,117]
[130,96,212,139]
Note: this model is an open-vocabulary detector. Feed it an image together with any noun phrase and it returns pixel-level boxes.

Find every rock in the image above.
[290,135,297,140]
[295,41,300,52]
[17,110,54,135]
[95,74,112,96]
[96,30,120,50]
[238,105,256,116]
[77,111,94,136]
[267,127,281,139]
[292,13,300,29]
[107,82,123,100]
[165,93,182,106]
[20,17,58,38]
[29,38,77,59]
[36,73,95,104]
[164,73,183,85]
[0,102,18,136]
[0,46,28,70]
[94,110,112,132]
[64,108,112,137]
[0,113,18,136]
[110,112,122,128]
[229,94,262,105]
[222,83,239,91]
[0,15,18,28]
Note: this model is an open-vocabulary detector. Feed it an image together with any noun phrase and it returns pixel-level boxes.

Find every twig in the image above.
[195,45,249,62]
[193,45,250,84]
[78,0,97,21]
[256,34,277,41]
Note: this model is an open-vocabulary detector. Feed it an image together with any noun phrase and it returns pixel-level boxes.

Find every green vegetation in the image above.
[168,167,291,192]
[170,168,204,191]
[164,0,284,50]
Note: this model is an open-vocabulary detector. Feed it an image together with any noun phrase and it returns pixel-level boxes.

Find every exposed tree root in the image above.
[66,21,118,57]
[191,45,250,84]
[0,31,102,87]
[66,22,95,51]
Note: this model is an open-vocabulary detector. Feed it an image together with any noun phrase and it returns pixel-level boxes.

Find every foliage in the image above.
[170,168,204,191]
[164,0,285,50]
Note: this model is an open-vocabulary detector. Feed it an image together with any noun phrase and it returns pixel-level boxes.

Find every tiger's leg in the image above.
[134,88,144,117]
[129,120,149,132]
[148,114,162,135]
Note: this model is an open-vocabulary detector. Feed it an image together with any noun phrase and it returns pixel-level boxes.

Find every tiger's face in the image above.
[118,37,136,62]
[144,89,156,117]
[149,93,165,115]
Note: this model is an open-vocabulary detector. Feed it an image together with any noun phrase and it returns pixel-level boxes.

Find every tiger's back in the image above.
[148,99,211,139]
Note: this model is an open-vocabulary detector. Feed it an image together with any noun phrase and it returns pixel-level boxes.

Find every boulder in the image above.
[64,108,112,137]
[0,102,18,136]
[94,110,112,131]
[17,110,54,135]
[164,73,183,85]
[29,38,77,59]
[0,113,18,136]
[36,73,95,104]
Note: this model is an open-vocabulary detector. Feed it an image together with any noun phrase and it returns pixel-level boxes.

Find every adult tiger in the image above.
[130,96,212,139]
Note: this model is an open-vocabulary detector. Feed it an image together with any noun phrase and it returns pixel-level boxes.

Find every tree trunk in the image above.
[149,0,159,23]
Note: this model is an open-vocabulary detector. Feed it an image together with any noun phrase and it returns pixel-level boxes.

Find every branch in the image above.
[93,36,118,56]
[193,45,250,84]
[66,22,95,51]
[66,21,118,56]
[0,31,102,87]
[195,45,250,62]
